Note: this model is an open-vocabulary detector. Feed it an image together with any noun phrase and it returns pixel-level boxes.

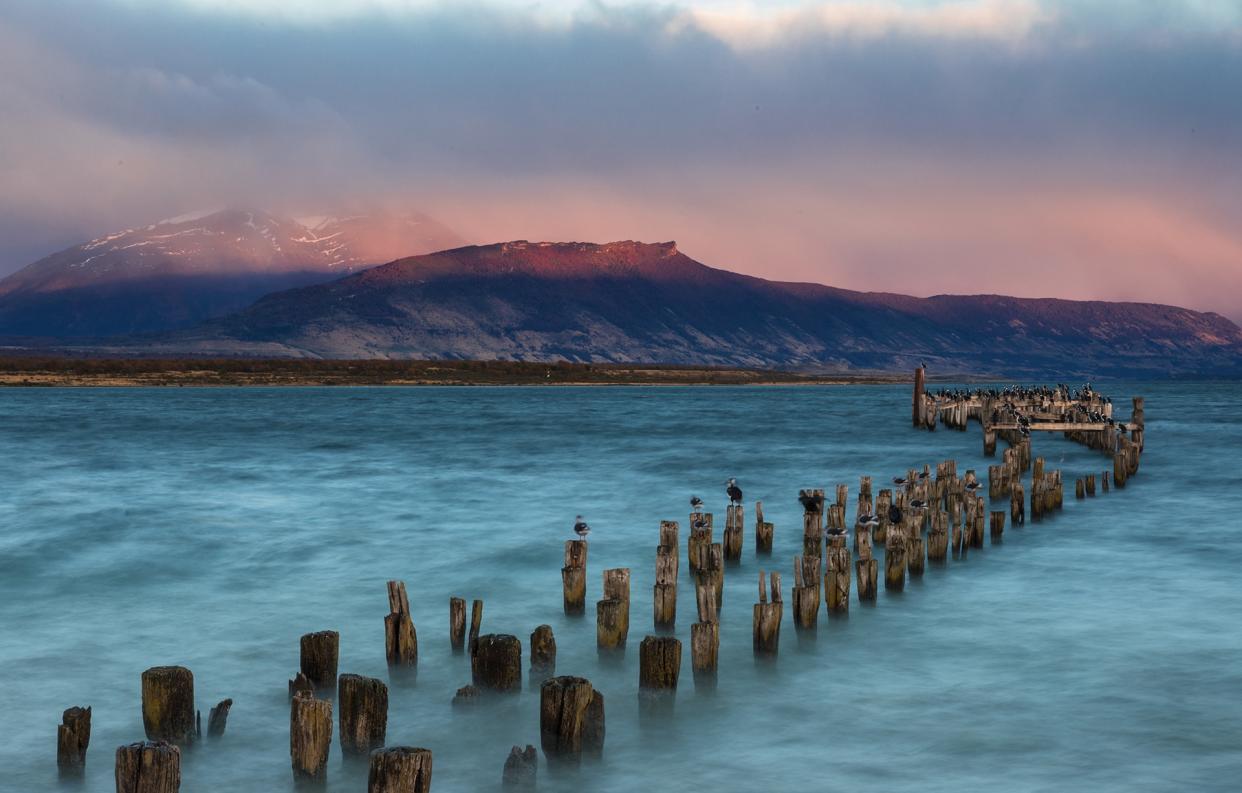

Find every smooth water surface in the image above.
[2,383,1241,791]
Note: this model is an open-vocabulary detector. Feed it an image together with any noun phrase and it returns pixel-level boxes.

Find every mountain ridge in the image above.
[124,239,1242,378]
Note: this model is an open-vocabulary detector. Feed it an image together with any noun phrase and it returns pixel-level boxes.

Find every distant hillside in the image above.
[0,209,463,337]
[129,240,1242,378]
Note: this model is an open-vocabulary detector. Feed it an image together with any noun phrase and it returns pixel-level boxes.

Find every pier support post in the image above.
[141,667,197,745]
[115,741,180,793]
[368,747,433,793]
[290,691,332,784]
[754,501,773,555]
[472,635,522,693]
[385,581,418,669]
[723,505,744,561]
[530,625,556,683]
[57,706,91,777]
[338,674,388,757]
[502,745,537,789]
[638,636,681,697]
[539,677,605,765]
[562,541,587,616]
[884,534,906,591]
[300,631,339,693]
[449,597,466,652]
[753,571,782,655]
[825,535,851,612]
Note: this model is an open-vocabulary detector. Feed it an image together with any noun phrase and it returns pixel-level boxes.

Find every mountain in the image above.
[138,240,1242,377]
[0,209,463,337]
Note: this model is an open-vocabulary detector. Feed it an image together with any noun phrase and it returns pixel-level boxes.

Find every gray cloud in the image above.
[1,0,1240,320]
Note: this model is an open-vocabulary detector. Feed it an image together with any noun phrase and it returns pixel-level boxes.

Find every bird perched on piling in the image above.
[909,499,928,510]
[965,481,981,493]
[798,490,824,513]
[726,478,743,506]
[573,515,590,540]
[893,476,909,487]
[690,495,704,513]
[888,505,903,524]
[857,513,880,528]
[826,526,847,538]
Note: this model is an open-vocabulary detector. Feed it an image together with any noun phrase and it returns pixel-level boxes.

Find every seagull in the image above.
[917,471,929,481]
[857,513,880,528]
[826,526,847,537]
[690,495,704,513]
[726,478,743,506]
[887,504,903,524]
[798,490,824,513]
[573,515,590,540]
[893,476,909,487]
[965,481,981,492]
[909,499,928,510]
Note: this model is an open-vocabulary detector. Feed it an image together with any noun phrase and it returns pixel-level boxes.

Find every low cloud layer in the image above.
[2,0,1240,321]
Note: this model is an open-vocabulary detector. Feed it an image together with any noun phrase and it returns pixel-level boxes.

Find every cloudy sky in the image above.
[2,0,1240,320]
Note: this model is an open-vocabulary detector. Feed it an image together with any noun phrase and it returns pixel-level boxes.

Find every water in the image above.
[2,383,1241,792]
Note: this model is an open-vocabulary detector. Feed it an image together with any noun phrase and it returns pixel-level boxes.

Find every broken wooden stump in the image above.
[825,535,851,613]
[141,666,197,745]
[990,511,1005,542]
[562,540,588,616]
[689,620,719,689]
[596,599,627,652]
[884,534,906,592]
[472,634,522,693]
[290,691,332,784]
[530,625,556,682]
[1010,482,1026,526]
[688,513,713,574]
[288,672,314,701]
[502,745,538,789]
[755,500,773,555]
[801,489,825,558]
[206,699,232,738]
[385,581,418,670]
[1075,478,1085,500]
[300,631,339,693]
[468,600,484,656]
[906,531,925,577]
[638,636,682,696]
[368,746,432,793]
[115,741,179,793]
[655,522,679,628]
[603,568,631,640]
[449,597,466,653]
[57,706,91,777]
[927,510,948,562]
[338,674,388,757]
[791,554,820,630]
[723,504,744,562]
[539,676,605,765]
[451,685,481,708]
[753,571,782,655]
[1086,474,1096,497]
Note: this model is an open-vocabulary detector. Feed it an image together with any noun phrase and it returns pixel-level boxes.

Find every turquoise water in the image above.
[2,383,1240,791]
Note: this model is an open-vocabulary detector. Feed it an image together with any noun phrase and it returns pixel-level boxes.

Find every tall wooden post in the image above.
[723,504,744,561]
[449,597,466,652]
[562,540,587,615]
[912,365,926,427]
[825,535,851,612]
[385,581,418,669]
[290,691,332,784]
[754,501,774,555]
[338,674,388,756]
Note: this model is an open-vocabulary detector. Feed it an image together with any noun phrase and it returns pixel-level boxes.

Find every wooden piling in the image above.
[115,741,179,793]
[602,568,631,641]
[368,747,433,793]
[791,555,820,630]
[1086,474,1096,497]
[1103,471,1110,492]
[1075,479,1085,499]
[907,531,925,576]
[754,500,774,555]
[884,534,905,592]
[449,597,466,652]
[990,511,1005,541]
[385,581,418,669]
[596,600,627,651]
[562,540,588,616]
[753,571,782,655]
[206,699,232,738]
[337,674,388,756]
[300,631,339,692]
[290,691,332,784]
[288,672,313,701]
[530,625,556,682]
[912,365,926,427]
[825,535,851,612]
[539,676,605,764]
[854,556,877,602]
[472,635,523,693]
[689,621,719,687]
[723,504,744,561]
[1010,482,1026,526]
[57,706,91,776]
[468,599,484,655]
[688,513,713,574]
[141,666,197,745]
[502,745,538,789]
[638,636,682,694]
[801,489,824,558]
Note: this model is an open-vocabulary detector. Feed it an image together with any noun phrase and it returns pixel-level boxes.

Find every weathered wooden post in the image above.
[1103,470,1110,492]
[884,534,906,592]
[468,600,484,655]
[530,625,556,682]
[597,568,630,650]
[906,525,925,577]
[1113,449,1128,488]
[368,747,433,793]
[562,540,587,615]
[825,534,851,613]
[539,676,605,765]
[857,476,873,523]
[1086,474,1096,497]
[990,511,1005,542]
[912,365,926,427]
[754,500,774,555]
[300,631,339,692]
[1010,482,1026,526]
[688,513,713,573]
[753,571,782,655]
[115,741,179,793]
[1132,396,1145,452]
[206,699,232,738]
[472,635,523,693]
[690,620,719,689]
[723,504,744,562]
[638,636,682,697]
[338,674,388,756]
[290,691,332,783]
[654,544,677,629]
[449,597,466,652]
[1075,479,1085,499]
[142,667,197,745]
[385,581,418,669]
[289,672,313,700]
[983,426,997,456]
[875,489,892,544]
[791,554,820,630]
[801,489,824,558]
[57,706,91,777]
[502,745,538,789]
[927,509,948,561]
[696,544,724,611]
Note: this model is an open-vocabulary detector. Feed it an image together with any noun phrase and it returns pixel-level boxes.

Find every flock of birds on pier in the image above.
[931,383,1109,404]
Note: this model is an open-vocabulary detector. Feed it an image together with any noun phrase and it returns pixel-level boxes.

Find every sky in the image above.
[1,0,1240,321]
